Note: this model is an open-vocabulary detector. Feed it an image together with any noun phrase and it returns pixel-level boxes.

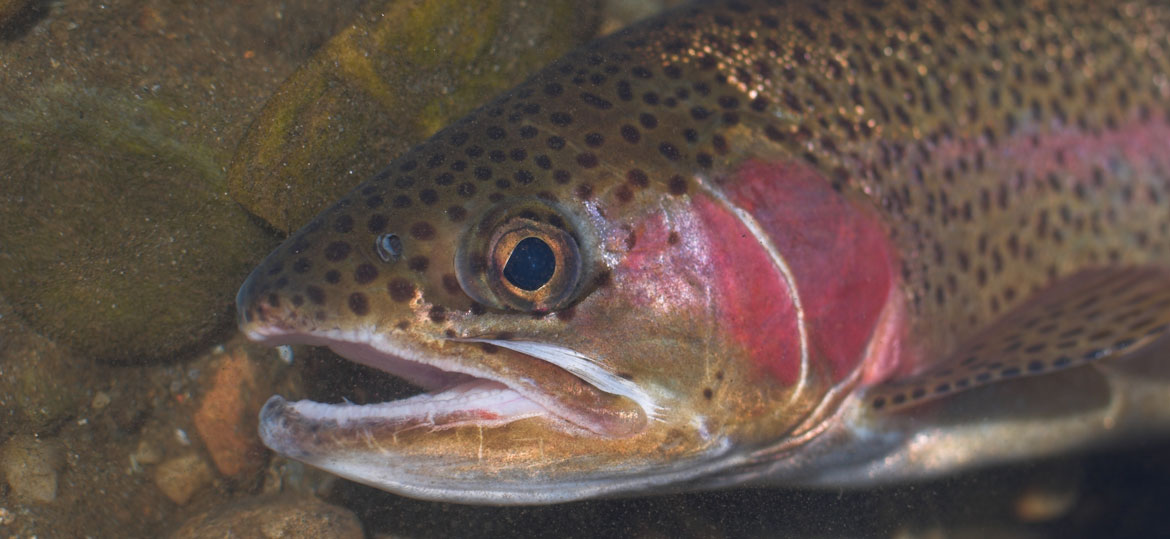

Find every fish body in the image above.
[237,0,1170,504]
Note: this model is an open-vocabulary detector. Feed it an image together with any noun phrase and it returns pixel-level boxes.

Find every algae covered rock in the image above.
[228,0,602,232]
[0,85,274,362]
[0,0,364,362]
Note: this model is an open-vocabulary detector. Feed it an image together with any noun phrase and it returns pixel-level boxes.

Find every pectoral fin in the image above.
[868,267,1170,412]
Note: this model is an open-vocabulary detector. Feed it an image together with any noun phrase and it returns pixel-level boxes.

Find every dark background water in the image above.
[327,440,1170,538]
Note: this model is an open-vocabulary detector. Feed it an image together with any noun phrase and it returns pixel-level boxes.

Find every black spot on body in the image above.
[627,169,649,187]
[354,264,379,284]
[581,92,613,109]
[407,256,429,272]
[659,142,682,161]
[388,279,415,302]
[348,293,369,315]
[442,274,462,296]
[550,112,573,126]
[367,214,388,233]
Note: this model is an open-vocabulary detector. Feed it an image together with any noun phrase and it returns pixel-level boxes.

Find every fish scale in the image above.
[236,0,1170,504]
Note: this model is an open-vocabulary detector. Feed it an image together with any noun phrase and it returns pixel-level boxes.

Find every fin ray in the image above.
[868,267,1170,411]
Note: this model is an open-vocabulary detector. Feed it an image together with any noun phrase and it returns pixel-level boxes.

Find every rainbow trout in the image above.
[236,0,1170,503]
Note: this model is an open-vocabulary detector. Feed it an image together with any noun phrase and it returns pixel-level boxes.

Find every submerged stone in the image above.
[228,0,601,232]
[0,299,92,436]
[171,494,363,539]
[0,0,365,362]
[1,435,63,504]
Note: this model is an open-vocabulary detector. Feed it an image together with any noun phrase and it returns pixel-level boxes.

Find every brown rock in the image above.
[0,300,93,437]
[153,453,213,506]
[171,494,363,539]
[0,0,365,363]
[193,347,268,478]
[1,435,63,504]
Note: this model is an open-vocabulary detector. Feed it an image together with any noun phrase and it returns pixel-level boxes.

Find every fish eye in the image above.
[502,237,556,291]
[454,200,591,313]
[485,218,581,311]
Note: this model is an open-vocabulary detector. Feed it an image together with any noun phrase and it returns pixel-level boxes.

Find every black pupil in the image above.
[503,237,556,291]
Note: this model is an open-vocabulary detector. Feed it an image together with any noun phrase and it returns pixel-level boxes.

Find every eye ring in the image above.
[486,218,581,311]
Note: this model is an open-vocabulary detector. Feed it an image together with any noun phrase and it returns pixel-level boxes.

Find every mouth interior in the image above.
[324,339,557,432]
[258,334,597,435]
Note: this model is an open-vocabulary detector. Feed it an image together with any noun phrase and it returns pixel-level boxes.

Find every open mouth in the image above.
[247,326,658,443]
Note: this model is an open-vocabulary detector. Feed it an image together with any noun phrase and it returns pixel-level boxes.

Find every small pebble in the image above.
[153,453,212,506]
[132,439,164,466]
[91,391,112,410]
[1,435,62,504]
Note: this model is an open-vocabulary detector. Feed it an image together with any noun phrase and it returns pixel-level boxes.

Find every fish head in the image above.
[236,61,862,504]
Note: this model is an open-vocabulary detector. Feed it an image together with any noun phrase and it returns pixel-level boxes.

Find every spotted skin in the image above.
[869,268,1170,411]
[237,0,1170,504]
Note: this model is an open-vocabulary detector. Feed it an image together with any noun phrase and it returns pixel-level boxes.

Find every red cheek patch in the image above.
[610,159,897,388]
[712,159,897,382]
[691,193,804,384]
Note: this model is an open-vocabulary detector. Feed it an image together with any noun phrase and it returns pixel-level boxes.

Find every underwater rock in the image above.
[170,494,363,539]
[193,346,272,478]
[153,452,213,506]
[0,83,277,363]
[0,0,31,28]
[0,300,92,436]
[228,0,601,233]
[0,0,367,362]
[0,435,63,504]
